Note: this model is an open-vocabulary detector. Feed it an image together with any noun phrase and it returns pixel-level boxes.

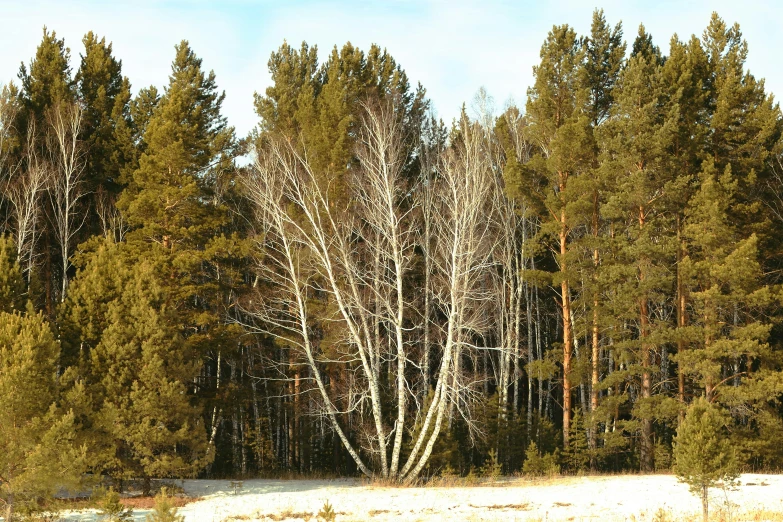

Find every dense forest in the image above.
[2,8,783,511]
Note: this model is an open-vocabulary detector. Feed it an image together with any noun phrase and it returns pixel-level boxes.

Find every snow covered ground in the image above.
[64,473,783,521]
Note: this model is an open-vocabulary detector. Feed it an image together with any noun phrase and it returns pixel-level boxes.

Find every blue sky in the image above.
[2,0,781,137]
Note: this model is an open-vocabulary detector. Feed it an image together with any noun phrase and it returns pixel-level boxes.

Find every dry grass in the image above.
[469,502,531,510]
[364,471,592,489]
[119,495,197,509]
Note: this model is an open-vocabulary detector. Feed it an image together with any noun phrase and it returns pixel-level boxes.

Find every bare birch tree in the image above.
[242,100,501,481]
[46,102,86,301]
[6,121,48,282]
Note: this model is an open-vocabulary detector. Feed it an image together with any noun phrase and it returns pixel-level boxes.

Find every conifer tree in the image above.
[76,32,136,200]
[60,241,209,492]
[0,235,25,313]
[116,41,240,349]
[118,40,235,250]
[660,33,709,415]
[0,308,86,521]
[525,24,592,445]
[18,27,75,123]
[679,161,775,404]
[599,37,678,471]
[562,407,589,472]
[145,488,184,522]
[112,40,242,480]
[673,398,738,522]
[129,86,160,159]
[580,10,625,451]
[583,9,625,127]
[96,487,133,522]
[700,13,780,273]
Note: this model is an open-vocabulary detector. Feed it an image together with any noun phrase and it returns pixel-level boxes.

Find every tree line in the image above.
[2,9,783,514]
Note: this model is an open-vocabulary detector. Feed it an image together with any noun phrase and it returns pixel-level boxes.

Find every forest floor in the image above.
[60,473,783,521]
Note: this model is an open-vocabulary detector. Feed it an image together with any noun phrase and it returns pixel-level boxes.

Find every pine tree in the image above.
[0,235,25,312]
[59,241,210,491]
[673,398,738,522]
[525,24,593,446]
[17,27,77,315]
[679,160,775,404]
[580,10,625,453]
[700,13,780,277]
[0,308,86,521]
[599,37,678,471]
[76,31,136,200]
[660,33,710,417]
[144,488,183,522]
[562,407,589,472]
[115,43,243,477]
[522,441,559,476]
[18,27,75,123]
[583,9,625,127]
[118,40,235,250]
[96,487,133,522]
[128,86,160,160]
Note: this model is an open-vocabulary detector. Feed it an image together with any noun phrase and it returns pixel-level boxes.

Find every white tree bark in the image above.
[243,105,500,482]
[46,102,86,302]
[6,121,47,282]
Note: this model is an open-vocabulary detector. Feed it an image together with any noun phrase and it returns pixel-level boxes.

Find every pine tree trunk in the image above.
[560,207,573,447]
[676,216,687,424]
[639,206,653,472]
[702,485,709,522]
[4,493,12,522]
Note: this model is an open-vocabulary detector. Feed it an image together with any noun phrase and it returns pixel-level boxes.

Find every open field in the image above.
[58,473,783,521]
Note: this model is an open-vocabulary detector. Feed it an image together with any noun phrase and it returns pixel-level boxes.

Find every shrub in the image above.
[317,499,336,522]
[145,488,184,522]
[522,441,560,476]
[96,487,133,522]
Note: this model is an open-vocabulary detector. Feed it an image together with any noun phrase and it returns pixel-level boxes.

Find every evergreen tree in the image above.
[0,235,25,312]
[525,24,592,446]
[76,31,136,199]
[116,40,242,368]
[60,241,210,491]
[96,487,133,522]
[0,308,86,521]
[118,40,235,249]
[679,161,776,407]
[673,398,738,522]
[562,407,589,472]
[583,9,625,126]
[630,24,663,65]
[129,85,160,160]
[660,33,710,415]
[700,13,781,273]
[253,40,319,139]
[145,488,183,522]
[599,43,678,471]
[579,9,625,454]
[18,27,75,123]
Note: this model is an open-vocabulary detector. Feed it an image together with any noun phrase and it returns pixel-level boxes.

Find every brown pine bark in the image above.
[560,203,573,446]
[676,216,688,424]
[639,206,653,472]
